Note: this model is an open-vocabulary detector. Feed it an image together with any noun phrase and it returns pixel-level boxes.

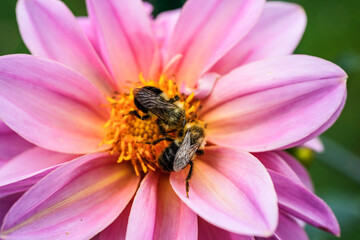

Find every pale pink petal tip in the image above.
[302,137,324,152]
[171,146,278,237]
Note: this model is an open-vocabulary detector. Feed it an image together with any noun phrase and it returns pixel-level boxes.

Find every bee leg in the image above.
[164,129,177,134]
[143,137,174,145]
[186,161,194,198]
[157,120,167,135]
[196,149,204,155]
[128,110,150,120]
[169,95,180,103]
[181,109,186,127]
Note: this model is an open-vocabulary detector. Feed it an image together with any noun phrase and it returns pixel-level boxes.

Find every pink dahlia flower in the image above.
[0,0,346,239]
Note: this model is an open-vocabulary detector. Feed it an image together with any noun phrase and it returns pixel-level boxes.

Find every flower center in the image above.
[100,75,203,176]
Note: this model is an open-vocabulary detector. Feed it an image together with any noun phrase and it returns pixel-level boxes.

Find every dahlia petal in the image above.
[181,73,220,99]
[170,146,278,236]
[127,172,197,240]
[0,121,12,133]
[0,153,140,240]
[96,203,132,240]
[253,152,304,187]
[0,147,74,200]
[0,131,33,161]
[16,0,116,94]
[86,0,160,86]
[0,147,77,186]
[0,160,7,169]
[271,213,308,240]
[269,170,340,235]
[198,217,255,240]
[143,1,154,15]
[212,2,306,75]
[276,151,313,191]
[0,169,52,199]
[0,193,23,227]
[202,55,347,152]
[154,9,180,59]
[0,54,109,154]
[166,0,265,88]
[77,17,100,54]
[302,137,324,152]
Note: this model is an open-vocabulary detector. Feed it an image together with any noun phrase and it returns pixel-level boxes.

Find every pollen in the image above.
[100,75,201,176]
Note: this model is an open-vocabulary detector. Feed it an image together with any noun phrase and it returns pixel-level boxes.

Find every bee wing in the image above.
[173,131,201,172]
[135,88,178,122]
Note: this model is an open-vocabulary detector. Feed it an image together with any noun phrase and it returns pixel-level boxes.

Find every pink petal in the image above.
[170,146,278,237]
[181,73,220,99]
[126,172,197,240]
[276,151,313,191]
[302,137,324,152]
[1,153,140,240]
[0,160,7,169]
[0,148,70,207]
[269,170,340,236]
[253,152,304,187]
[202,55,347,152]
[0,173,48,200]
[0,131,33,161]
[16,0,116,94]
[0,147,71,199]
[0,147,77,186]
[77,17,100,55]
[143,1,154,15]
[198,217,255,240]
[0,121,12,133]
[153,9,180,59]
[86,0,161,86]
[166,0,265,88]
[0,193,23,227]
[212,2,306,75]
[271,213,308,240]
[96,202,132,240]
[0,54,109,154]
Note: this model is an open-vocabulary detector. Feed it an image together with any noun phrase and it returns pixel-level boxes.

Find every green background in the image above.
[0,0,359,239]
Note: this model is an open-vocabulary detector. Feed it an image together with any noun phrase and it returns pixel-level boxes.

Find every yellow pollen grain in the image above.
[99,74,202,175]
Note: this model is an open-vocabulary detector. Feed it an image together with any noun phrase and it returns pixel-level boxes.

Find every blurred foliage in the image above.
[0,0,359,239]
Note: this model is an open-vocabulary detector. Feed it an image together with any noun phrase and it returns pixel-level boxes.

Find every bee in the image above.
[144,121,206,197]
[131,86,206,197]
[129,86,186,133]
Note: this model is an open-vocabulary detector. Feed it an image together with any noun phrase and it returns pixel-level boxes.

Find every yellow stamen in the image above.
[186,92,195,103]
